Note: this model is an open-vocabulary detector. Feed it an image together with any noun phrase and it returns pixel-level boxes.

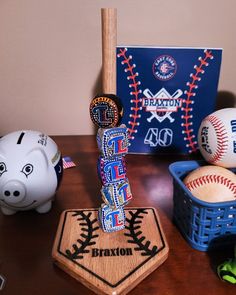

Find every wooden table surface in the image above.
[0,135,235,295]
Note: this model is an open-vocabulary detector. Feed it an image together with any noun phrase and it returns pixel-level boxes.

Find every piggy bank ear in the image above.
[27,148,49,169]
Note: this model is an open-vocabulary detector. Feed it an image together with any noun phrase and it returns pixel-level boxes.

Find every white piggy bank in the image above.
[0,130,63,215]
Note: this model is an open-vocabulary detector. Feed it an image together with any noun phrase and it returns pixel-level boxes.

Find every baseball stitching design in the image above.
[181,50,214,153]
[65,211,99,260]
[203,115,228,164]
[186,174,236,198]
[117,48,142,140]
[125,209,158,256]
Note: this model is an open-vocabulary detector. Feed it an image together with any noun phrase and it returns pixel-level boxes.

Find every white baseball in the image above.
[198,108,236,168]
[183,165,236,202]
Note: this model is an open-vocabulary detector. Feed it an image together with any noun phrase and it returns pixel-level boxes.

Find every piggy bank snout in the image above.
[2,180,26,204]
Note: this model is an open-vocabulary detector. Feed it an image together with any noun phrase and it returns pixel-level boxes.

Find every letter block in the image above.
[96,124,129,158]
[98,204,126,232]
[101,179,132,208]
[97,156,126,185]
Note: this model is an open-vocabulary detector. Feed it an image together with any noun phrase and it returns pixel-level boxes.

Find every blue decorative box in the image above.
[169,160,236,251]
[117,46,222,154]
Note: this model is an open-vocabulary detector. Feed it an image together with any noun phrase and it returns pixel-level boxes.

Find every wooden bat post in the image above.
[102,8,117,94]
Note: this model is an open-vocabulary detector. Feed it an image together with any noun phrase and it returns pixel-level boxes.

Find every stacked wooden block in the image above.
[90,95,133,232]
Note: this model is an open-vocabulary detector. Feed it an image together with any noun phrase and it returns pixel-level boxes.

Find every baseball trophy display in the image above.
[52,8,169,295]
[90,7,131,232]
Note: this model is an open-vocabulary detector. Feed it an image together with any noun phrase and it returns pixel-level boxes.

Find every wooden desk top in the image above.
[0,135,235,295]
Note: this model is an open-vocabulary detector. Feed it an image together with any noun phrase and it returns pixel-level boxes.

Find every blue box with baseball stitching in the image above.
[117,46,222,154]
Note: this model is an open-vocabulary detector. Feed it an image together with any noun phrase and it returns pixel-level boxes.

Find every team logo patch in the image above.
[152,55,177,81]
[142,87,183,123]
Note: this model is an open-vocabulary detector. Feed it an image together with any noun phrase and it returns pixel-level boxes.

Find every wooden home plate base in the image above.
[52,207,169,295]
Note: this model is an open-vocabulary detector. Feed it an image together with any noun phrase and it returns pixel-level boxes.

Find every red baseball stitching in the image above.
[186,174,236,198]
[117,48,142,140]
[181,50,214,153]
[203,115,228,164]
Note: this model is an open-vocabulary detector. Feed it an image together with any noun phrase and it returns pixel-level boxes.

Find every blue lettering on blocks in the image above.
[101,179,132,208]
[98,156,126,185]
[99,204,125,232]
[92,105,112,125]
[117,180,132,206]
[96,125,129,158]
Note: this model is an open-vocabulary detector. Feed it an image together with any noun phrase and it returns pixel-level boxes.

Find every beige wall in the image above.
[0,0,235,136]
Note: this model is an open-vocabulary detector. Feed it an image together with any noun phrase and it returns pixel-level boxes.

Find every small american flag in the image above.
[62,156,76,169]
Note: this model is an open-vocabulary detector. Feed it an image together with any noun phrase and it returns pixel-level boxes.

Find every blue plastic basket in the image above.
[169,160,236,251]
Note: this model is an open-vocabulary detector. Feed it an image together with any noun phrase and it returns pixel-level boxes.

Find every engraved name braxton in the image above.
[91,247,133,257]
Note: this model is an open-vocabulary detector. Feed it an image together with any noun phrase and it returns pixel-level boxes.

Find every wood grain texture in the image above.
[0,135,235,295]
[52,208,169,295]
[101,8,117,94]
